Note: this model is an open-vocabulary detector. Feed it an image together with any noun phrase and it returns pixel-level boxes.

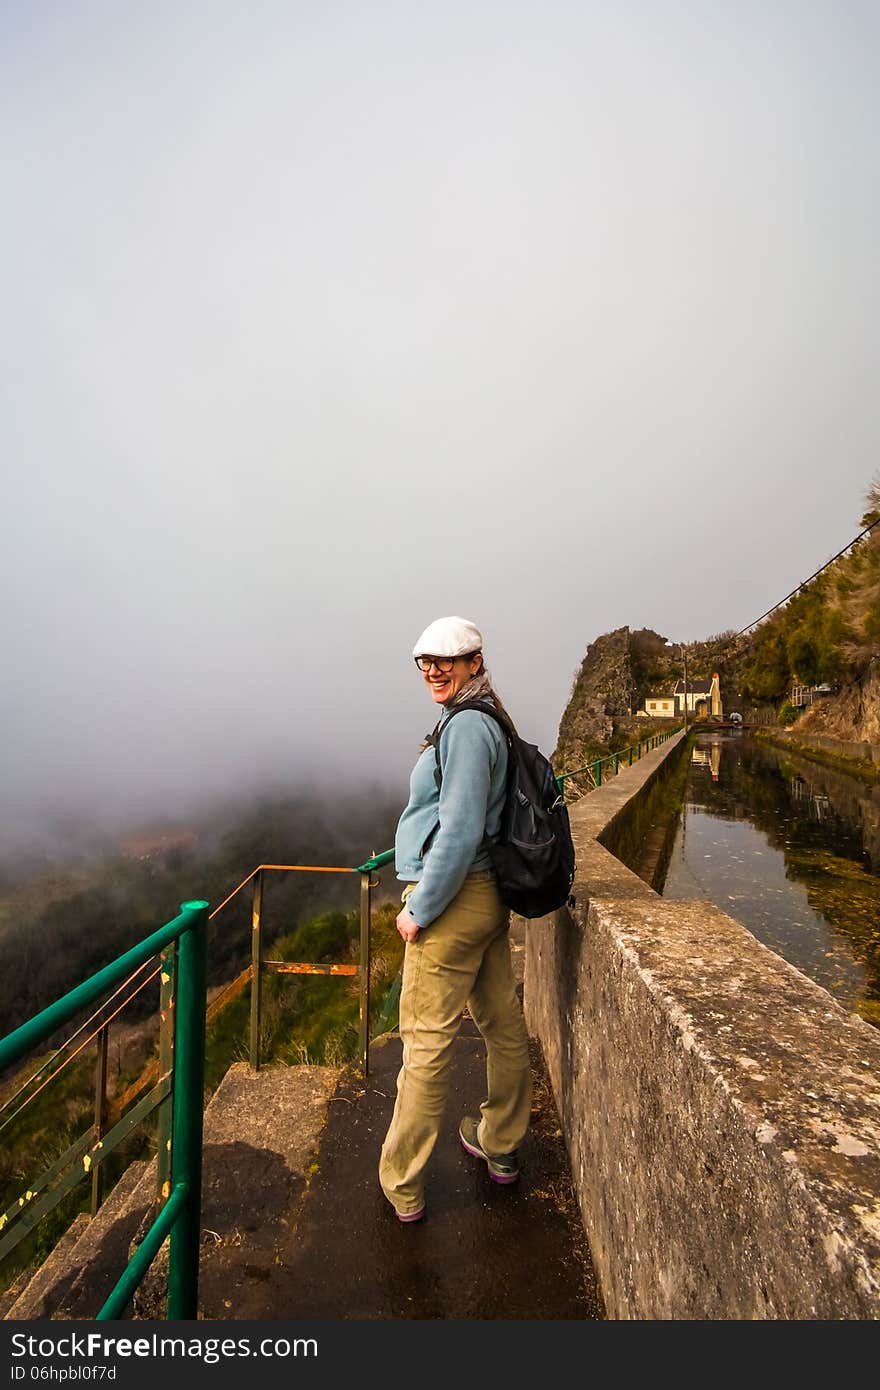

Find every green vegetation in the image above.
[609,718,675,754]
[740,481,880,707]
[628,628,675,704]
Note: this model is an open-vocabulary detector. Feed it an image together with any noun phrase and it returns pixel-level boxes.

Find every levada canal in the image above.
[657,731,880,1029]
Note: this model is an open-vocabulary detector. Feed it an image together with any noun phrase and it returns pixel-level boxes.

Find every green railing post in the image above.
[249,869,263,1072]
[167,900,208,1322]
[99,1185,188,1321]
[595,760,602,787]
[156,943,176,1208]
[359,871,372,1077]
[628,746,634,766]
[90,1025,109,1215]
[613,753,619,775]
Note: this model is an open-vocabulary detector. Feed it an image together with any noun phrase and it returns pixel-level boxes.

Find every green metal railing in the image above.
[555,726,683,791]
[0,900,208,1320]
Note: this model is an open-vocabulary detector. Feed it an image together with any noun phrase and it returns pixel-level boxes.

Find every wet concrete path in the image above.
[200,1024,603,1321]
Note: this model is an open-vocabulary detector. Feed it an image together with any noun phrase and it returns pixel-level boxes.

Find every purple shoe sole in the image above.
[396,1206,425,1222]
[460,1132,519,1184]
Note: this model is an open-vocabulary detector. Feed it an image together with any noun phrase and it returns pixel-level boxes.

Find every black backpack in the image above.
[428,700,575,918]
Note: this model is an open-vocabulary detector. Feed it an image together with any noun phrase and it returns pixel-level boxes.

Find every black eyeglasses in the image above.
[414,652,477,673]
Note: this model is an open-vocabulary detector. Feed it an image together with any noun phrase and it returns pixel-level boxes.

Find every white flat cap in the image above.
[412,615,483,658]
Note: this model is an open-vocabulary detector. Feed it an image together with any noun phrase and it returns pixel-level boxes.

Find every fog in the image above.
[2,1,878,849]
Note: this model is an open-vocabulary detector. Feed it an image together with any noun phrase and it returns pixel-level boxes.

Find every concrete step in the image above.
[0,1267,33,1322]
[1,1214,88,1321]
[4,1063,340,1321]
[51,1161,155,1319]
[6,1161,152,1320]
[132,1062,341,1318]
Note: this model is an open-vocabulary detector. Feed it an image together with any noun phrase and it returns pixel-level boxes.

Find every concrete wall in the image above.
[770,728,880,768]
[524,733,880,1319]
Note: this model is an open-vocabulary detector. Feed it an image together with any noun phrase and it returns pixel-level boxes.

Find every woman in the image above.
[378,615,532,1222]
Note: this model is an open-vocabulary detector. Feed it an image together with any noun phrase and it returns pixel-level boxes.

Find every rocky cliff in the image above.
[793,659,880,743]
[553,627,675,771]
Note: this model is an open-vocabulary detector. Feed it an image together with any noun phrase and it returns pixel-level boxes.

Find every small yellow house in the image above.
[643,696,676,718]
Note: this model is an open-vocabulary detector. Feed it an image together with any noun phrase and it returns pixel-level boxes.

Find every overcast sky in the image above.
[2,1,878,843]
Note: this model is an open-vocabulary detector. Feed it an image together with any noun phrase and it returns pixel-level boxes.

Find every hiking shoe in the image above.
[396,1206,425,1223]
[459,1116,519,1184]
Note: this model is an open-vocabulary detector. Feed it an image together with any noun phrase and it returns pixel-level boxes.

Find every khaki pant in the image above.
[378,874,532,1216]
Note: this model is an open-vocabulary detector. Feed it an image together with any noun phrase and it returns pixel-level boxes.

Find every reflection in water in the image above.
[690,743,721,781]
[660,733,880,1027]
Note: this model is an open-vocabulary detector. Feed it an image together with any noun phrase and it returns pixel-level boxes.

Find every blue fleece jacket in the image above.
[395,706,508,928]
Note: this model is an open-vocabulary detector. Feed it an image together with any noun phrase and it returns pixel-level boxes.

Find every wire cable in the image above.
[735,515,880,638]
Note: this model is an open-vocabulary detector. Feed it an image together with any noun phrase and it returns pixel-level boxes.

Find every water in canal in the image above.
[659,732,880,1028]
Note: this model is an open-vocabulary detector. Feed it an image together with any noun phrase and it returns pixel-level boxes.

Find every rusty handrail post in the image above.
[90,1025,109,1215]
[359,870,372,1077]
[156,942,176,1207]
[249,868,264,1071]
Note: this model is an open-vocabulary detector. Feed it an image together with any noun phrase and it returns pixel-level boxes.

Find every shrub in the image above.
[742,628,789,701]
[778,703,800,726]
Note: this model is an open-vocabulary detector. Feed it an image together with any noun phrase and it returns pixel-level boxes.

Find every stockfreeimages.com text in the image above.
[10,1334,315,1365]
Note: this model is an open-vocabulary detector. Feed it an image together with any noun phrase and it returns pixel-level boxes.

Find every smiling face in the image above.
[418,651,483,705]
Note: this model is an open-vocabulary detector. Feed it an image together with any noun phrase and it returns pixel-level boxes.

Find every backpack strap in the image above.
[428,700,514,791]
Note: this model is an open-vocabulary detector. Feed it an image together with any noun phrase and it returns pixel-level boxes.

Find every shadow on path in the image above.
[203,1023,604,1320]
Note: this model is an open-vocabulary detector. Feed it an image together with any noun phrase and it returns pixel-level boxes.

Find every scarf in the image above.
[448,671,494,707]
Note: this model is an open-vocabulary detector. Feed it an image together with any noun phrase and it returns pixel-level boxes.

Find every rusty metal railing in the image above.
[205,851,395,1079]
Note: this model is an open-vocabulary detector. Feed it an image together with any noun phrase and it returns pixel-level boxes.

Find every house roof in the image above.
[673,678,714,695]
[646,694,674,702]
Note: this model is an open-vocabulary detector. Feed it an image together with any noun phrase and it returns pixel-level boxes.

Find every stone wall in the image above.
[524,733,880,1319]
[768,727,880,768]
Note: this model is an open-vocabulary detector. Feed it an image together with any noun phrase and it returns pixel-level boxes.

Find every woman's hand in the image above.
[396,906,421,943]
